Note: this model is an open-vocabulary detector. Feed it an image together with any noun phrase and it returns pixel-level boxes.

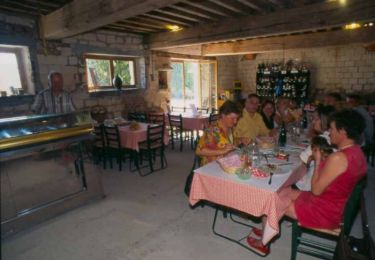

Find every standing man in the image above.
[32,71,75,114]
[234,94,276,145]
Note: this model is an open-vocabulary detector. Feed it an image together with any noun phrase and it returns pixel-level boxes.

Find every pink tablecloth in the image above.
[169,112,209,131]
[189,162,306,244]
[118,123,169,151]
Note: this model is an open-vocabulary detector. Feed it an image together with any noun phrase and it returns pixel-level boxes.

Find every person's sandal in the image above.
[246,236,270,256]
[250,227,263,237]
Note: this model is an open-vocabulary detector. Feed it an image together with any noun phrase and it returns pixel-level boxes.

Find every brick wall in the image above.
[218,44,375,100]
[0,12,148,118]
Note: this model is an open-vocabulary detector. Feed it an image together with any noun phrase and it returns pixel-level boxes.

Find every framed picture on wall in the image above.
[158,71,168,89]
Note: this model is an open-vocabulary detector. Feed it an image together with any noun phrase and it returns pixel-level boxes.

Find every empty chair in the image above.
[197,107,209,114]
[137,124,167,176]
[171,106,185,113]
[127,112,148,123]
[168,113,193,151]
[103,125,126,171]
[148,112,165,125]
[92,124,106,169]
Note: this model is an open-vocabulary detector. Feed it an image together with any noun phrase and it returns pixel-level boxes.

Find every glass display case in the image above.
[0,111,103,238]
[0,111,93,151]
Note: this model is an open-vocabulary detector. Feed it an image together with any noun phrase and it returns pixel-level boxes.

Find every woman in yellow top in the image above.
[196,100,241,165]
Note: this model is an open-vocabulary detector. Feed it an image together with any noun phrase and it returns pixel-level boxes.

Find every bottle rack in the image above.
[256,63,310,102]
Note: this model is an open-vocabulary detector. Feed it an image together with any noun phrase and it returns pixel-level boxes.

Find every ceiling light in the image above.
[166,25,183,32]
[328,0,346,5]
[344,23,361,30]
[369,22,374,26]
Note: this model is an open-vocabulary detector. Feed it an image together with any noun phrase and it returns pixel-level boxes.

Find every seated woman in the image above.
[274,97,296,126]
[196,100,241,165]
[296,105,336,190]
[306,104,335,139]
[246,109,367,255]
[260,100,276,130]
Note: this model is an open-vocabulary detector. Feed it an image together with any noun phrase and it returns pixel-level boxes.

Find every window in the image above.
[170,60,217,109]
[85,54,136,92]
[0,45,34,97]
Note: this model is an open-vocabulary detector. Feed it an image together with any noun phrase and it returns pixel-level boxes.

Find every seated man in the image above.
[346,93,374,145]
[234,94,276,145]
[32,71,75,114]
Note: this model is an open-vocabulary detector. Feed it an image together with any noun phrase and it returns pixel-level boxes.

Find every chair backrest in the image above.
[148,112,165,125]
[341,177,366,235]
[93,124,106,147]
[171,106,185,113]
[128,112,148,123]
[146,124,164,149]
[168,113,183,129]
[209,113,220,124]
[197,107,209,114]
[103,125,121,149]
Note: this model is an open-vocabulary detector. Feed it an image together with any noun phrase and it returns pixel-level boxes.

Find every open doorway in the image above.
[170,60,217,110]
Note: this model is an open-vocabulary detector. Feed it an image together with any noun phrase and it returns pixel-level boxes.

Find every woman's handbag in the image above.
[335,195,375,260]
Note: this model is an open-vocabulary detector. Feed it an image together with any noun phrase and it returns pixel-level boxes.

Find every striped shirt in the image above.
[32,88,75,114]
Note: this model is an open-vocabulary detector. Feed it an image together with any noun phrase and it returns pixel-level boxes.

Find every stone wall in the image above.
[217,43,375,100]
[0,12,147,118]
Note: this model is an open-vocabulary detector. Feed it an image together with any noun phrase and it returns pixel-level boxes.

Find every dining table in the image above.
[189,145,307,246]
[118,122,169,152]
[168,112,210,131]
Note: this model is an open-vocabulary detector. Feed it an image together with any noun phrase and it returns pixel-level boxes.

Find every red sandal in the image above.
[246,236,270,256]
[251,227,263,237]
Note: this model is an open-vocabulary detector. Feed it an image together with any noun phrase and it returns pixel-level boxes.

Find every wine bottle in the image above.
[278,123,287,147]
[302,111,308,129]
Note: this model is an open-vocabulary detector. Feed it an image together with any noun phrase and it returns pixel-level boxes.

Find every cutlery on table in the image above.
[268,172,273,185]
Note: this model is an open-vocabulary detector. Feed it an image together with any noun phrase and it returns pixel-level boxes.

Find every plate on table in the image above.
[258,164,289,175]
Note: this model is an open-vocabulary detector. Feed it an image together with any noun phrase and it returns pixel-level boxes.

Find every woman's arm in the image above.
[196,145,234,158]
[310,151,348,195]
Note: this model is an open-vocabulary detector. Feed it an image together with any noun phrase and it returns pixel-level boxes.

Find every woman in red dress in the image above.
[247,109,367,255]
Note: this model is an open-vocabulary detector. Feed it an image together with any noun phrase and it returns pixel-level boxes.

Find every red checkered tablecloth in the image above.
[189,162,306,244]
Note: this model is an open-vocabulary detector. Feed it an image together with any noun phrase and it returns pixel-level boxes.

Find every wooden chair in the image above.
[103,125,126,171]
[209,113,220,125]
[171,106,186,113]
[137,124,167,176]
[92,124,106,169]
[290,177,366,260]
[197,107,209,114]
[168,113,184,151]
[148,112,165,125]
[128,112,148,123]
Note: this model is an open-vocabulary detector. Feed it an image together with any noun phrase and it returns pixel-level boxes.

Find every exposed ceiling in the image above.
[0,0,326,35]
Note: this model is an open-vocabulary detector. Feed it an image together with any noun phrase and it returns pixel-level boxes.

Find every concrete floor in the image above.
[2,147,375,260]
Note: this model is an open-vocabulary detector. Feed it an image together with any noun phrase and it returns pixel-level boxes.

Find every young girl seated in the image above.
[297,136,335,191]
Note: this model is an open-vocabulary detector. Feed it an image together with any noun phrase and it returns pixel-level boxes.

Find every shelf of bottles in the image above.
[256,63,310,102]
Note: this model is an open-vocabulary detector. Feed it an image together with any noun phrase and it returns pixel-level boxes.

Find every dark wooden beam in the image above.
[168,5,218,21]
[201,27,375,56]
[235,0,265,13]
[208,0,249,15]
[181,0,230,17]
[153,9,203,23]
[42,0,181,39]
[148,0,375,49]
[142,13,191,27]
[153,50,216,61]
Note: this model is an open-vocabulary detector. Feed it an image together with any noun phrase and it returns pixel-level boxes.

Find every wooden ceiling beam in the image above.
[133,16,172,28]
[104,24,149,33]
[115,22,157,32]
[142,13,191,27]
[208,0,251,15]
[235,0,265,13]
[0,5,41,15]
[181,1,230,17]
[148,0,375,49]
[153,9,203,23]
[21,0,61,9]
[42,0,181,39]
[3,0,50,13]
[124,19,166,30]
[201,27,375,56]
[168,5,218,21]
